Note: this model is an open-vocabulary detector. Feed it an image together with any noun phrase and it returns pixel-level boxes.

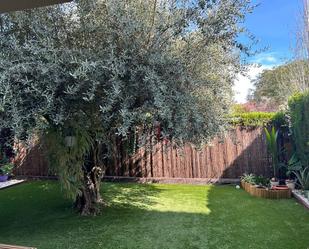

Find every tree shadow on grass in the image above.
[0,180,162,215]
[102,182,161,210]
[0,181,211,249]
[0,181,163,234]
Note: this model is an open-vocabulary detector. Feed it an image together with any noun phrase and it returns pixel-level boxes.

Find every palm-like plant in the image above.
[265,127,279,179]
[287,154,309,190]
[294,168,309,190]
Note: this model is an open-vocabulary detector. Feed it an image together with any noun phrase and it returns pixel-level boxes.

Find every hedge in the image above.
[228,111,286,127]
[288,91,309,166]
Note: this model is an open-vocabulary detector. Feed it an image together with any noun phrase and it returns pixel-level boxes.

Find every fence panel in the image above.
[14,127,272,179]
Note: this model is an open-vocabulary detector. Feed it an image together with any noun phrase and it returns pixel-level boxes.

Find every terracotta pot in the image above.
[272,185,289,190]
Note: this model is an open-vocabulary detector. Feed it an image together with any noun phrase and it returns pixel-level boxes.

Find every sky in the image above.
[233,0,303,103]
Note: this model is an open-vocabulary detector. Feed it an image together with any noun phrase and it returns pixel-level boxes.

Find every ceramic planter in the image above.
[285,180,295,190]
[0,175,8,182]
[270,180,279,187]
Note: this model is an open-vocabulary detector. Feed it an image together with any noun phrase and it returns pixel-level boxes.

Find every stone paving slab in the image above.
[0,179,25,190]
[0,243,35,249]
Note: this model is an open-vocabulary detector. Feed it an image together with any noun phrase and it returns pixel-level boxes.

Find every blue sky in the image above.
[234,0,303,102]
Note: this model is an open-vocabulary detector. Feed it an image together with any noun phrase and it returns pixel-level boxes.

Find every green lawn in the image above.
[0,181,309,249]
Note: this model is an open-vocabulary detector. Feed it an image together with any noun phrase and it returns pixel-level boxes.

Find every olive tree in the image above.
[0,0,253,215]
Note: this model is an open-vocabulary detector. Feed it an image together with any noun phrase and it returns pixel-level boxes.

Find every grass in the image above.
[0,181,309,249]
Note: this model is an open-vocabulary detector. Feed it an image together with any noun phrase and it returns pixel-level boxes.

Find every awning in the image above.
[0,0,72,13]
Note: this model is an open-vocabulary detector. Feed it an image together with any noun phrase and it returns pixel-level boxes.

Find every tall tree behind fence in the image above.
[14,127,273,179]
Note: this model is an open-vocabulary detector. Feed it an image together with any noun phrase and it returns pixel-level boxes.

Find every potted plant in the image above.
[270,177,279,187]
[282,154,298,190]
[285,179,295,190]
[285,154,309,190]
[265,127,280,187]
[0,162,14,182]
[0,148,15,182]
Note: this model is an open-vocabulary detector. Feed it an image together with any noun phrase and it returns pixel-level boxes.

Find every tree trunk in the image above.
[74,166,105,215]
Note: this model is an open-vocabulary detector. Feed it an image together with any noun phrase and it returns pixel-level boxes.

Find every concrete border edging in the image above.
[292,190,309,210]
[15,175,240,185]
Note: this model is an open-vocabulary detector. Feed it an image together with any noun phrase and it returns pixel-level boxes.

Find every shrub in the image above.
[228,112,276,127]
[0,148,14,176]
[241,173,256,184]
[231,104,249,114]
[286,154,309,190]
[240,173,269,186]
[288,91,309,166]
[228,109,288,129]
[254,175,270,187]
[271,111,288,128]
[0,163,14,176]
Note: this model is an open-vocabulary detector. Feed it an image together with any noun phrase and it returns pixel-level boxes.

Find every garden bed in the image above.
[240,181,292,199]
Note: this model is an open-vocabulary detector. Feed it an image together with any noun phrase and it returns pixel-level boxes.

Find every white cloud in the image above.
[233,51,287,103]
[254,53,278,64]
[252,52,284,66]
[233,64,274,103]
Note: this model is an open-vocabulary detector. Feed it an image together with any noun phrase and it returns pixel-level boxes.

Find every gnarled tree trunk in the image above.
[74,166,105,215]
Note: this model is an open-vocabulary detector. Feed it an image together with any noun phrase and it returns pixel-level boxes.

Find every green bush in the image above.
[286,154,309,190]
[271,111,288,128]
[240,173,269,186]
[288,91,309,166]
[230,104,248,114]
[228,112,276,127]
[241,173,256,184]
[0,163,14,176]
[228,111,288,128]
[254,175,270,187]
